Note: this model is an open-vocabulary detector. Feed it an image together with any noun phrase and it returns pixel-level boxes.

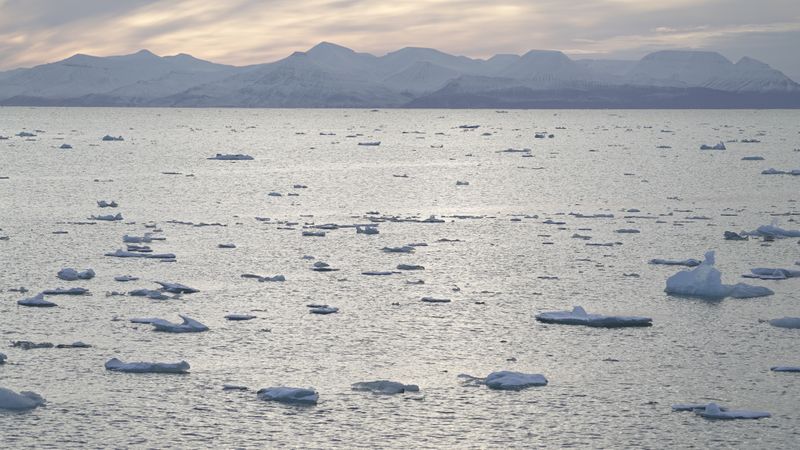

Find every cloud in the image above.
[0,0,798,79]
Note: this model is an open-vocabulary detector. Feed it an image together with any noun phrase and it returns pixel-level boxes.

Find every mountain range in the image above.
[1,42,799,108]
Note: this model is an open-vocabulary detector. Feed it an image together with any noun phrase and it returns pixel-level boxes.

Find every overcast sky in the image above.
[1,0,798,79]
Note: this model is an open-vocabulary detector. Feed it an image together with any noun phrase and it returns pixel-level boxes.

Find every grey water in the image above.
[1,107,798,448]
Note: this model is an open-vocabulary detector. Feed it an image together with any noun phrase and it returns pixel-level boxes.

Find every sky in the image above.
[1,0,799,80]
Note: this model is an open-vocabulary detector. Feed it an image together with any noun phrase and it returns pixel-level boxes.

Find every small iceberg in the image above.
[105,358,190,374]
[0,388,46,411]
[397,264,424,270]
[97,200,118,208]
[356,226,379,235]
[150,315,208,333]
[302,231,326,237]
[700,142,725,150]
[768,317,800,329]
[649,258,701,267]
[218,243,236,249]
[17,293,57,307]
[56,341,91,348]
[105,249,175,259]
[741,156,764,161]
[723,231,748,241]
[744,267,800,280]
[42,287,88,295]
[747,221,800,238]
[57,268,95,281]
[0,353,5,364]
[421,297,450,303]
[674,402,770,420]
[362,271,395,276]
[357,141,381,146]
[771,366,800,372]
[258,275,286,282]
[664,251,773,299]
[535,306,652,327]
[114,275,139,282]
[102,135,124,141]
[225,314,256,321]
[382,246,414,253]
[155,281,199,294]
[90,213,123,221]
[59,143,72,149]
[309,305,339,314]
[257,387,318,405]
[461,371,548,390]
[128,289,170,299]
[351,380,419,394]
[456,180,470,186]
[207,153,253,160]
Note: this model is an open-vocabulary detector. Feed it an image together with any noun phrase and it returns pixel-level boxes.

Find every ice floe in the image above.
[768,317,800,329]
[649,258,701,267]
[155,282,199,294]
[746,221,800,238]
[351,380,419,394]
[17,293,57,307]
[105,249,176,259]
[309,305,339,314]
[458,371,548,390]
[114,275,139,282]
[90,213,123,221]
[356,225,379,235]
[664,251,773,299]
[397,264,424,270]
[535,306,652,327]
[771,366,800,372]
[674,402,770,420]
[225,314,256,321]
[0,388,46,411]
[149,315,208,333]
[105,358,190,374]
[743,267,800,280]
[256,387,318,405]
[57,268,95,281]
[699,142,726,150]
[207,153,254,160]
[102,135,123,141]
[97,200,118,208]
[42,287,89,295]
[421,297,450,303]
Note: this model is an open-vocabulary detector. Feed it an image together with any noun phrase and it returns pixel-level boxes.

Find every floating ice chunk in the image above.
[150,315,208,333]
[0,388,46,410]
[351,380,419,394]
[693,403,770,420]
[155,281,198,294]
[741,156,764,160]
[0,353,5,364]
[535,306,652,327]
[57,268,95,281]
[768,317,800,329]
[747,268,800,279]
[218,243,236,248]
[748,221,800,238]
[267,192,282,197]
[97,200,118,208]
[123,234,156,243]
[90,213,123,221]
[771,366,800,372]
[102,135,123,141]
[42,287,88,295]
[362,271,395,276]
[223,384,249,391]
[356,226,379,235]
[615,228,640,234]
[397,264,424,270]
[649,258,701,267]
[484,371,548,390]
[456,180,470,186]
[105,358,190,374]
[309,306,339,314]
[105,249,175,259]
[259,275,286,282]
[11,341,53,349]
[225,314,256,321]
[257,387,318,405]
[128,289,170,300]
[382,246,414,253]
[114,275,139,282]
[358,141,380,146]
[723,231,748,241]
[700,142,725,150]
[406,279,425,285]
[59,143,72,149]
[56,341,91,348]
[761,168,786,175]
[207,153,253,160]
[302,231,326,237]
[421,297,450,303]
[17,293,57,307]
[664,251,773,299]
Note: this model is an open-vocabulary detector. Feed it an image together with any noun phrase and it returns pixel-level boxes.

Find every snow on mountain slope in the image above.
[381,61,460,93]
[0,50,234,100]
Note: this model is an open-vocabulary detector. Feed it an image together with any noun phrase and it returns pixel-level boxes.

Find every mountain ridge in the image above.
[1,43,798,108]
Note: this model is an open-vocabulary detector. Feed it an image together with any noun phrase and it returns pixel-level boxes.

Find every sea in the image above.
[1,107,798,448]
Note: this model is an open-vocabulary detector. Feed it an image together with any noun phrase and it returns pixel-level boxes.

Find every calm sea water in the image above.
[1,108,798,449]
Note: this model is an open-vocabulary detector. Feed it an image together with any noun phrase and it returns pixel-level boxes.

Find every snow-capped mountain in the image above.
[0,43,797,108]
